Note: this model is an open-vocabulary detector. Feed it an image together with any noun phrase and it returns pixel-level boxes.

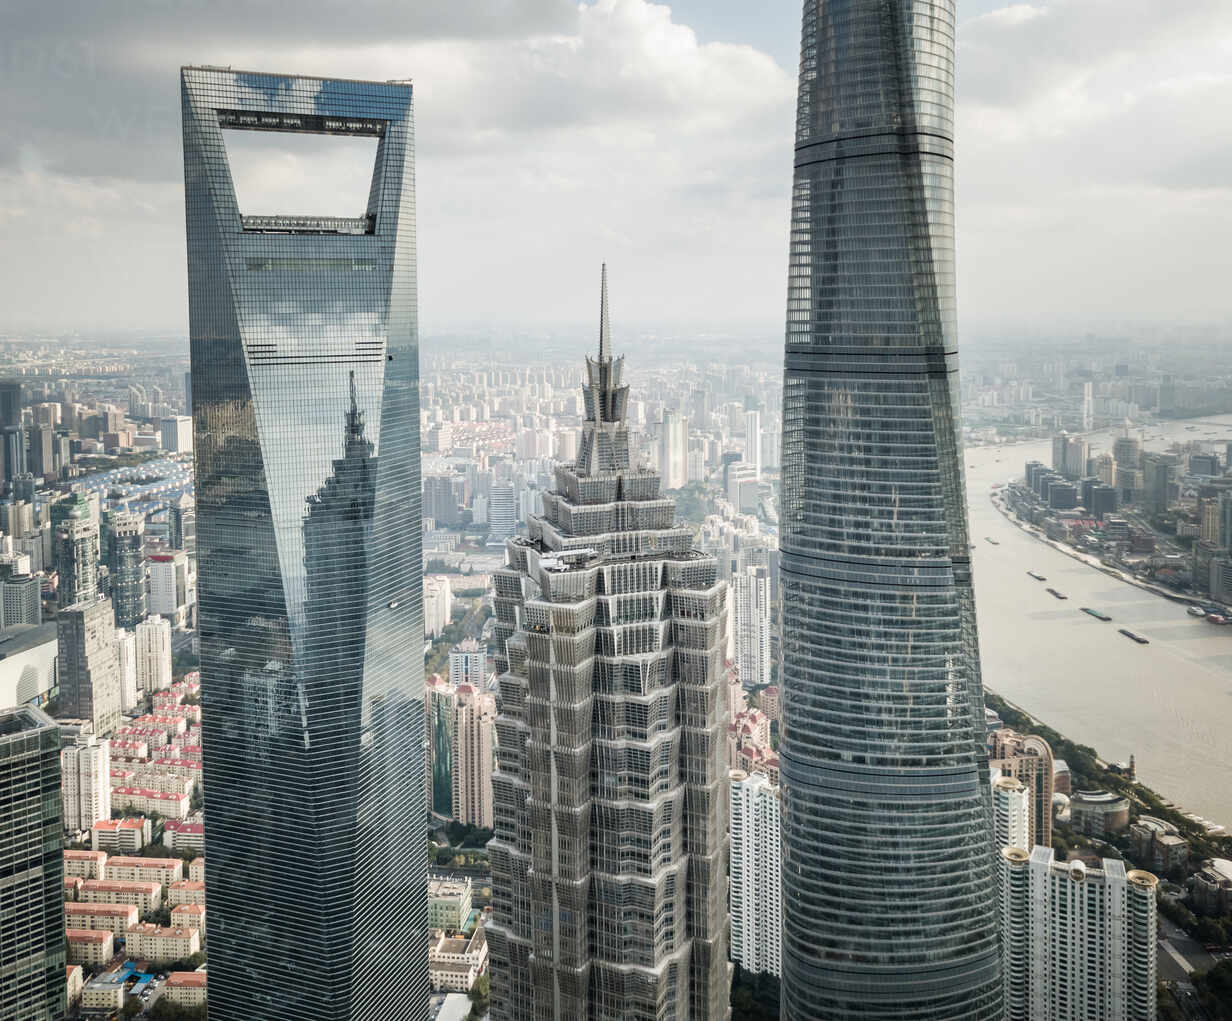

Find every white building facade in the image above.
[1000,845,1157,1021]
[729,769,782,978]
[135,616,173,693]
[61,734,112,833]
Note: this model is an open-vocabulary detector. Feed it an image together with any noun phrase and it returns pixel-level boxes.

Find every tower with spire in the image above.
[487,268,732,1021]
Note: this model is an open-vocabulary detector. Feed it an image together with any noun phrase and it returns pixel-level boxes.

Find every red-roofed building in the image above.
[163,970,207,1007]
[66,928,114,967]
[163,820,205,853]
[65,901,138,936]
[91,817,151,853]
[133,714,188,738]
[64,876,84,901]
[168,880,205,906]
[125,923,200,964]
[63,849,108,880]
[66,964,84,1007]
[108,739,150,760]
[760,685,780,723]
[170,903,205,931]
[189,857,205,884]
[104,856,183,887]
[79,879,163,914]
[111,787,190,819]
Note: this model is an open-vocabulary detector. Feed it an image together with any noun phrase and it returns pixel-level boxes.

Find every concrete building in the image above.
[424,574,454,639]
[148,552,193,629]
[448,637,487,689]
[428,876,473,933]
[730,770,782,979]
[660,410,689,490]
[66,929,114,969]
[104,855,182,888]
[161,416,193,454]
[163,820,206,854]
[102,510,146,629]
[454,683,495,829]
[163,971,208,1008]
[115,628,138,711]
[732,562,771,689]
[1,571,42,630]
[990,729,1055,851]
[992,774,1031,851]
[759,685,779,723]
[1000,846,1157,1021]
[57,598,122,736]
[79,879,162,914]
[61,732,112,833]
[66,963,84,1009]
[0,620,58,708]
[1193,859,1232,916]
[1129,817,1189,875]
[0,706,67,1018]
[167,494,195,555]
[1070,790,1131,837]
[111,786,190,819]
[171,903,206,931]
[429,927,489,993]
[124,923,200,964]
[65,901,139,936]
[90,818,151,853]
[135,615,173,693]
[168,880,206,907]
[63,849,108,881]
[488,482,516,541]
[189,857,205,884]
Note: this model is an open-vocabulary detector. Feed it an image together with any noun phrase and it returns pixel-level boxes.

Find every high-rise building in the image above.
[167,494,196,556]
[135,615,172,695]
[61,732,112,833]
[57,599,122,736]
[488,269,730,1020]
[102,510,146,629]
[424,473,461,526]
[729,770,782,979]
[425,674,457,817]
[0,379,23,431]
[28,423,55,479]
[777,2,1000,1017]
[448,637,487,689]
[1113,428,1142,469]
[488,482,516,541]
[0,705,67,1020]
[1082,382,1094,432]
[115,629,138,712]
[992,774,1030,851]
[453,683,495,829]
[660,409,689,489]
[55,495,99,608]
[990,730,1055,852]
[743,410,761,481]
[148,551,193,630]
[183,67,427,1020]
[161,416,193,454]
[999,846,1157,1021]
[1141,452,1176,516]
[732,562,771,690]
[1,571,42,630]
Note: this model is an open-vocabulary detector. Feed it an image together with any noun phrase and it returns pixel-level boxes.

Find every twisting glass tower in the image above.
[182,68,427,1020]
[487,268,731,1021]
[778,3,1002,1018]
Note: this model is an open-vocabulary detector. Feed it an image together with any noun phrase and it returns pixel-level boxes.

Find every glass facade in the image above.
[103,510,147,628]
[0,706,66,1021]
[182,68,427,1021]
[778,3,1001,1018]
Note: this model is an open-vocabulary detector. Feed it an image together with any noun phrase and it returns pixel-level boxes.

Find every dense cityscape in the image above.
[3,2,1232,1021]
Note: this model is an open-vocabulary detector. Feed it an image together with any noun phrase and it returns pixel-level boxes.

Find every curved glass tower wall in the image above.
[182,68,427,1020]
[778,3,1001,1018]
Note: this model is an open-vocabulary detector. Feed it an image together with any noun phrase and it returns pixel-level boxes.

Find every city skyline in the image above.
[4,1,1232,333]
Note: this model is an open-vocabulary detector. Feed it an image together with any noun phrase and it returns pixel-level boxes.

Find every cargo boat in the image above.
[1046,588,1068,600]
[1027,571,1046,581]
[1081,608,1111,622]
[1119,629,1149,645]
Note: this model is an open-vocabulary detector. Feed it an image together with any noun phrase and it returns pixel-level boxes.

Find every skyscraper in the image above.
[103,510,146,628]
[57,599,122,736]
[743,409,761,481]
[731,561,771,690]
[488,482,516,541]
[729,769,782,979]
[453,682,495,829]
[448,636,487,688]
[1000,847,1157,1020]
[660,409,689,489]
[61,732,112,833]
[778,2,1001,1017]
[488,269,731,1020]
[54,494,99,608]
[182,67,427,1020]
[0,705,67,1021]
[135,615,172,695]
[167,494,196,555]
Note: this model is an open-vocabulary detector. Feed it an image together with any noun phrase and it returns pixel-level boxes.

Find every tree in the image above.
[121,999,143,1018]
[467,972,490,1019]
[731,964,779,1021]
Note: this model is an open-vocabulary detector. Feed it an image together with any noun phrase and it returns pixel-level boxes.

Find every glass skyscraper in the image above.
[182,67,427,1020]
[778,3,1001,1018]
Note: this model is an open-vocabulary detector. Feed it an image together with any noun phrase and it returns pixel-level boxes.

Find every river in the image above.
[966,414,1232,830]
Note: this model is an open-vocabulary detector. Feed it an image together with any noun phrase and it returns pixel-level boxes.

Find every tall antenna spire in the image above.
[599,263,611,363]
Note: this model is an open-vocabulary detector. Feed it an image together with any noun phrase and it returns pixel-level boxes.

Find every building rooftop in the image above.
[165,971,207,987]
[66,929,111,943]
[92,818,147,832]
[65,849,108,862]
[107,856,182,869]
[0,622,59,660]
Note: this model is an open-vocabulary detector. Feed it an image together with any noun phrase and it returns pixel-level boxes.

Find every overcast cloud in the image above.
[0,0,1229,335]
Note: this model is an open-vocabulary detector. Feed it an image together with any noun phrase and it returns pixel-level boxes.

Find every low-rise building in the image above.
[759,685,779,723]
[1130,816,1190,874]
[64,876,84,901]
[65,900,139,936]
[63,848,108,880]
[1193,859,1232,916]
[168,880,206,906]
[81,971,126,1013]
[124,923,200,964]
[79,879,163,914]
[91,817,152,853]
[1052,759,1071,796]
[66,964,84,1008]
[163,820,205,853]
[66,928,114,967]
[170,903,206,931]
[428,927,488,993]
[163,970,208,1007]
[109,739,150,760]
[189,857,205,884]
[104,855,183,888]
[111,786,190,819]
[1069,789,1131,837]
[428,877,473,932]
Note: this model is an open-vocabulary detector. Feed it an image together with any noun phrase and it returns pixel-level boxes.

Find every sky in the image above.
[1,0,1230,337]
